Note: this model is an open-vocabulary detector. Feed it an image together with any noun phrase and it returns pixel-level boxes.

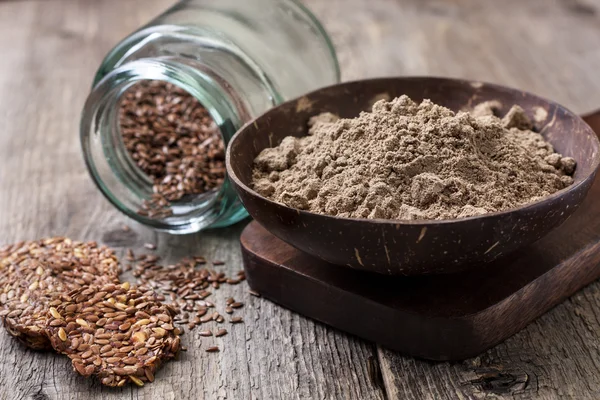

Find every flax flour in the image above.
[252,96,576,220]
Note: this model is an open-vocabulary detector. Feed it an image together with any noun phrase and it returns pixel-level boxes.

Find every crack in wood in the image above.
[461,367,529,396]
[367,354,386,394]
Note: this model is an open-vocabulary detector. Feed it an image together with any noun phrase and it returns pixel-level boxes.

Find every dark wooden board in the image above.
[241,159,600,360]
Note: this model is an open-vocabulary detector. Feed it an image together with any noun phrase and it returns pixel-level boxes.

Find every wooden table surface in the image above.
[2,0,600,399]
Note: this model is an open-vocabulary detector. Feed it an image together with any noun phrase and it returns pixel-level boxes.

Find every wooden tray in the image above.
[240,171,600,360]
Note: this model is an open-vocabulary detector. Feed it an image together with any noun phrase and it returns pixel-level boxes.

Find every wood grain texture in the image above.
[0,1,381,399]
[305,0,600,398]
[2,0,600,398]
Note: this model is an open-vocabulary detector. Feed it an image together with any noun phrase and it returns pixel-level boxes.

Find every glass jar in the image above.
[81,0,340,234]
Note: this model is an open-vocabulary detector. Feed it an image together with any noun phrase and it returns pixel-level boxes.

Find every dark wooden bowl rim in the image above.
[226,76,600,227]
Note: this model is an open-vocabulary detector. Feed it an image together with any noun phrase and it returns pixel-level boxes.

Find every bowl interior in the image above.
[228,77,600,211]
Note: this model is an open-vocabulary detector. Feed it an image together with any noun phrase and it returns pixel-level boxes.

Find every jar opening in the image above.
[81,58,250,233]
[116,80,226,220]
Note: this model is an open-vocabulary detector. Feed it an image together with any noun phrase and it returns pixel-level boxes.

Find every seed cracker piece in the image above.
[0,238,120,350]
[0,237,120,282]
[46,282,181,387]
[0,259,68,349]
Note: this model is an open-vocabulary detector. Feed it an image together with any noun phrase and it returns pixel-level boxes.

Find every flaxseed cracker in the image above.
[0,238,120,349]
[46,282,181,387]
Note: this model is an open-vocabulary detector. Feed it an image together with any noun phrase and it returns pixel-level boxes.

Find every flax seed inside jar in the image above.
[117,81,226,220]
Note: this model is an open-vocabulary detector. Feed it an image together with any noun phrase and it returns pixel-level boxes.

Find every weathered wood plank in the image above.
[305,0,600,398]
[378,287,600,399]
[311,0,600,113]
[4,0,600,398]
[0,1,384,399]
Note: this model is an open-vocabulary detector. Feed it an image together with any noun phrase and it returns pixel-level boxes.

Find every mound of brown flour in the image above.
[251,96,576,220]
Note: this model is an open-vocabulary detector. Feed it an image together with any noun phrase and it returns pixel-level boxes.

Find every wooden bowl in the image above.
[226,77,600,275]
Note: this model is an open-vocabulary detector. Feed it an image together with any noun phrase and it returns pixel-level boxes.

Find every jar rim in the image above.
[81,57,250,233]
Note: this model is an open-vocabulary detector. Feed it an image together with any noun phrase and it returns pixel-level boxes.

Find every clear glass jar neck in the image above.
[80,0,340,234]
[82,53,267,233]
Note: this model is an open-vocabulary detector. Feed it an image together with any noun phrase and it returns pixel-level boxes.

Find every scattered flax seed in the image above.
[144,243,157,250]
[121,225,131,232]
[248,290,261,297]
[198,330,212,337]
[205,346,219,353]
[215,328,227,337]
[200,314,212,323]
[230,317,243,324]
[231,302,244,309]
[212,260,225,266]
[131,254,248,332]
